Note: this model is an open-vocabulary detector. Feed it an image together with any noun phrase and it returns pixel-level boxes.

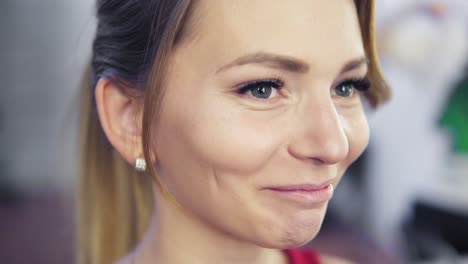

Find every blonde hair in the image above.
[77,1,390,263]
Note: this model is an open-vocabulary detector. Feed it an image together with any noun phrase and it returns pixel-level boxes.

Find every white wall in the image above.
[1,0,95,193]
[368,0,468,251]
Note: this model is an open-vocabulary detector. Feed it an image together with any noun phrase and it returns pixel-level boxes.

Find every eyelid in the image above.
[234,77,284,91]
[237,79,284,95]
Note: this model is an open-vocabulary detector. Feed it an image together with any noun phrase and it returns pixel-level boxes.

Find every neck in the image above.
[130,185,289,264]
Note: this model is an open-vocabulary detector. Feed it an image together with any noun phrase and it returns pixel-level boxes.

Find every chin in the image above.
[256,226,322,249]
[253,208,326,249]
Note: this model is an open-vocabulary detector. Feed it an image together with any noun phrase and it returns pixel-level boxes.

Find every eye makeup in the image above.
[237,78,284,94]
[336,77,371,92]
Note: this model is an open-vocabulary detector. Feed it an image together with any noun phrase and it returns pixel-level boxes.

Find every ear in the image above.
[94,78,143,166]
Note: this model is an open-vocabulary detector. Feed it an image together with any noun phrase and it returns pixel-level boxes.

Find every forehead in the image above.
[175,0,364,74]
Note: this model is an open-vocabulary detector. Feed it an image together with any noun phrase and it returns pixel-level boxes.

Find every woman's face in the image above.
[153,0,369,248]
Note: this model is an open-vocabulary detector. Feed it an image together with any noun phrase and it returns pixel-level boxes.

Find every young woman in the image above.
[78,0,391,263]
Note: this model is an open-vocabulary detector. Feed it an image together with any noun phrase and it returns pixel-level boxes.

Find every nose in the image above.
[288,94,349,165]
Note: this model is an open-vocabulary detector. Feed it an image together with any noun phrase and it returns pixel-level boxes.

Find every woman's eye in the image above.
[334,83,355,97]
[237,79,284,100]
[333,78,371,98]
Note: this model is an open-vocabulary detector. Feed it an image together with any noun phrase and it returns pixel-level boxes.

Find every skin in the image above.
[95,0,369,263]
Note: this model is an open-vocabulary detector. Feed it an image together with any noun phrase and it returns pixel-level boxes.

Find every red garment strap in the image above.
[284,248,321,264]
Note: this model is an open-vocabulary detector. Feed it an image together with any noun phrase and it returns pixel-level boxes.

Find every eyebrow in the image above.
[216,52,369,75]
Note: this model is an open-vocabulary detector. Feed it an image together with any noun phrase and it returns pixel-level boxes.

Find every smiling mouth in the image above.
[262,182,334,206]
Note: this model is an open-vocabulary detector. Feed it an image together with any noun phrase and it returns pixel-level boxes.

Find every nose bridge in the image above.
[290,92,349,164]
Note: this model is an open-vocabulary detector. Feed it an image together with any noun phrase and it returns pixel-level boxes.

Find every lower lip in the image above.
[265,184,334,206]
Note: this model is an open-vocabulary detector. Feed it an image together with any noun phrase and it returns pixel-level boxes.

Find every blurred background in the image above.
[0,0,467,263]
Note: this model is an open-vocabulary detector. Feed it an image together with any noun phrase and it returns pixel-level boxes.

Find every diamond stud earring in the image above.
[135,157,146,172]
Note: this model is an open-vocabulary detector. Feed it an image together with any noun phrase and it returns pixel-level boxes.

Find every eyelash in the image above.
[236,77,371,100]
[237,78,284,95]
[337,78,372,93]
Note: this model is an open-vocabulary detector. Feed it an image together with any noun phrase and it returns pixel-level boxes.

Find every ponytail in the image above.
[77,64,153,264]
[77,0,193,262]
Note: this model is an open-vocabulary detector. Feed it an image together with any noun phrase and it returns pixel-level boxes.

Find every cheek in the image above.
[150,86,291,209]
[196,117,284,174]
[158,94,286,177]
[151,89,296,246]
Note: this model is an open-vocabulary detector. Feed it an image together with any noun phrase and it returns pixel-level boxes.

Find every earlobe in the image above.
[94,78,143,166]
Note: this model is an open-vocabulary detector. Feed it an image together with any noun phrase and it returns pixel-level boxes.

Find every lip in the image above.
[262,181,334,206]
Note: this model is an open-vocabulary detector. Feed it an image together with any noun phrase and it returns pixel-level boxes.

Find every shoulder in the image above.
[285,249,354,264]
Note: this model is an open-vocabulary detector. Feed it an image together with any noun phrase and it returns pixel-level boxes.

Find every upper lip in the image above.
[263,179,334,192]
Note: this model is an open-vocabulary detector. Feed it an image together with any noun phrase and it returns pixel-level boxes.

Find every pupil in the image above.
[252,84,272,98]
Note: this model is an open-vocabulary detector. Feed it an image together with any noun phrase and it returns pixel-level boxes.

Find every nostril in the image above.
[287,137,349,166]
[313,141,349,165]
[310,157,327,166]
